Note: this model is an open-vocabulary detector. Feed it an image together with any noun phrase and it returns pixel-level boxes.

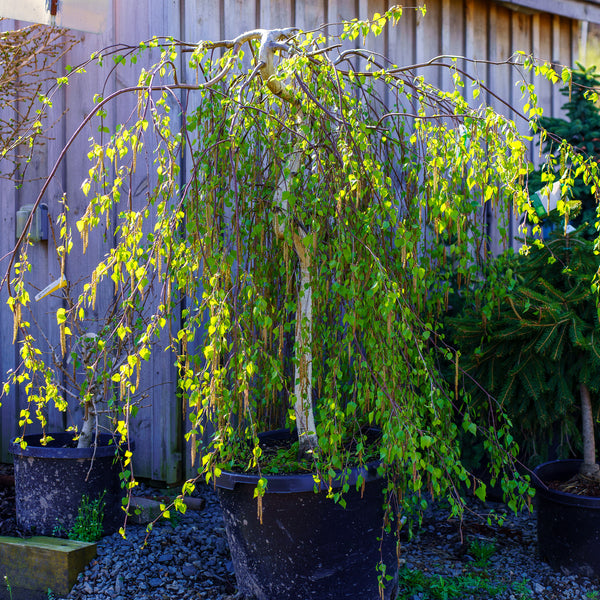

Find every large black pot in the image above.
[215,431,398,600]
[9,433,126,536]
[533,459,600,577]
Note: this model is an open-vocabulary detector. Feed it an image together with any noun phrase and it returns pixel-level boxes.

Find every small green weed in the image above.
[53,492,106,541]
[511,577,533,600]
[468,539,496,568]
[586,591,600,599]
[68,492,105,541]
[396,566,504,599]
[397,564,552,600]
[163,507,184,528]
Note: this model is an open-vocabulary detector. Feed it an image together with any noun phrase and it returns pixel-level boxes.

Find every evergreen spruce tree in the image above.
[452,66,600,483]
[450,231,600,478]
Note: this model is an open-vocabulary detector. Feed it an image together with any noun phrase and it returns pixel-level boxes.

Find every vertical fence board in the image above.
[466,0,488,98]
[12,54,61,435]
[440,0,465,92]
[224,0,258,38]
[37,37,69,436]
[260,0,294,28]
[327,0,359,24]
[57,1,116,444]
[0,175,16,461]
[180,1,227,481]
[296,0,327,31]
[387,2,415,70]
[487,2,515,253]
[367,0,389,106]
[0,19,18,460]
[414,0,443,92]
[533,12,553,169]
[110,0,183,483]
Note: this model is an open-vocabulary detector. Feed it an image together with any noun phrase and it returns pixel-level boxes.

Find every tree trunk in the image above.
[261,30,319,456]
[579,382,600,479]
[292,233,318,455]
[272,156,318,456]
[77,400,95,448]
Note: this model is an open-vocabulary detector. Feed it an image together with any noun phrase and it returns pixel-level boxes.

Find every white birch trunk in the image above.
[260,29,319,455]
[77,400,96,448]
[272,152,318,454]
[75,333,101,448]
[291,232,318,454]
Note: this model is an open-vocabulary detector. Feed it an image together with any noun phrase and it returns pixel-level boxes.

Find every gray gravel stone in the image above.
[181,563,196,578]
[533,581,545,593]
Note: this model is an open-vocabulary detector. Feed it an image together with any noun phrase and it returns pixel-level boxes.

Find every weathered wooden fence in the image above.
[0,0,586,482]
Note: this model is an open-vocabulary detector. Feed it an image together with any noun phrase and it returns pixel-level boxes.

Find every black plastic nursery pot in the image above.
[9,432,126,536]
[533,459,600,578]
[215,431,398,600]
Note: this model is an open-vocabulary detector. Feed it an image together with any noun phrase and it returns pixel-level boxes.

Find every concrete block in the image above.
[129,495,205,524]
[129,496,163,524]
[0,535,96,598]
[183,496,205,511]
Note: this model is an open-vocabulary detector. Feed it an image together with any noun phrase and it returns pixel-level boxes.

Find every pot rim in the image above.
[533,459,600,509]
[215,460,383,493]
[9,432,122,460]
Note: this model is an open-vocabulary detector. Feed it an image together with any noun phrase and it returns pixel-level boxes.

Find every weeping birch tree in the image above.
[4,7,598,521]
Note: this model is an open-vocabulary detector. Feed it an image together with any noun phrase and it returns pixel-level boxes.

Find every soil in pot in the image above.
[548,473,600,496]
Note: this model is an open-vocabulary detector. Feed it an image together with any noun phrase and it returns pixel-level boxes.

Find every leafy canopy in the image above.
[3,7,598,521]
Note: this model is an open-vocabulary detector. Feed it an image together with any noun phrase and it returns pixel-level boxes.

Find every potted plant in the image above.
[450,227,600,577]
[450,64,600,578]
[3,7,596,598]
[4,201,145,537]
[5,265,139,537]
[0,23,131,539]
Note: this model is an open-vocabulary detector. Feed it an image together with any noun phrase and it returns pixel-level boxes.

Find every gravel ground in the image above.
[59,483,238,600]
[399,501,600,599]
[2,462,600,599]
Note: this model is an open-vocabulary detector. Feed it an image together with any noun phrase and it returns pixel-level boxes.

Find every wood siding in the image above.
[0,0,582,482]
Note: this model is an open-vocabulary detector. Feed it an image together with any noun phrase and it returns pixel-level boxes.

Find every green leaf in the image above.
[474,483,487,502]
